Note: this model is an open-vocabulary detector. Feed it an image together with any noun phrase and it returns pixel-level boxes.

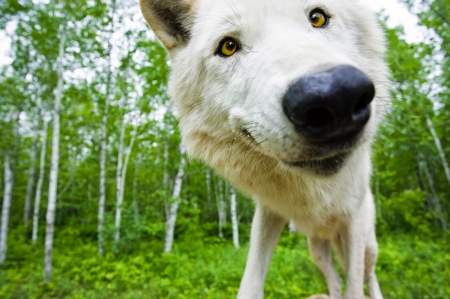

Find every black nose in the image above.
[282,65,375,142]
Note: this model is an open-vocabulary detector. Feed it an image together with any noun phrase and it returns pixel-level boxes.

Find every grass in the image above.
[0,230,449,299]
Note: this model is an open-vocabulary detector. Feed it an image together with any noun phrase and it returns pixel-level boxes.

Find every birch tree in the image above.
[216,177,226,238]
[205,169,212,214]
[289,220,297,233]
[44,24,66,281]
[24,97,41,227]
[425,115,450,187]
[97,92,109,256]
[229,187,239,249]
[132,155,141,224]
[0,156,13,265]
[32,118,49,244]
[112,61,133,245]
[163,140,171,220]
[164,145,186,253]
[98,0,117,257]
[0,103,20,265]
[114,124,137,244]
[114,113,126,243]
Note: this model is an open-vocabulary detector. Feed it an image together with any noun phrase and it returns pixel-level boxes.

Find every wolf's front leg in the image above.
[237,204,287,299]
[342,213,367,299]
[308,237,342,299]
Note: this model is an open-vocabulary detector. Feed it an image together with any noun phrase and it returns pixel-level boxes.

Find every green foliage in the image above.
[1,231,448,299]
[376,234,450,298]
[378,189,433,234]
[371,13,449,237]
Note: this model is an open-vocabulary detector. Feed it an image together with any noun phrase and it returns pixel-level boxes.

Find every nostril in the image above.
[304,107,336,132]
[353,92,372,121]
[354,93,370,114]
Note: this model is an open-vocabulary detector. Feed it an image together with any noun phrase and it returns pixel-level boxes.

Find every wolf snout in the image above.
[282,65,375,142]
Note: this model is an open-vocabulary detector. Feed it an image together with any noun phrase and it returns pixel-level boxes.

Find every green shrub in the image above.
[1,229,448,299]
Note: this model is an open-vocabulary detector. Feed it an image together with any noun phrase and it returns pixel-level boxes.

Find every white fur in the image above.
[141,0,390,298]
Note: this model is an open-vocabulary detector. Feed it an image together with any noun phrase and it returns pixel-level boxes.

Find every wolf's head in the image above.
[141,0,390,178]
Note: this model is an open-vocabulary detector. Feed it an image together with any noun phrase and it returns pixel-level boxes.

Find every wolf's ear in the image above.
[140,0,197,53]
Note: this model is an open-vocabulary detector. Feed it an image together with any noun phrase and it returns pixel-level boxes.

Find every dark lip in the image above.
[308,130,362,152]
[284,152,349,175]
[286,152,347,167]
[296,130,363,160]
[282,131,363,175]
[236,125,361,175]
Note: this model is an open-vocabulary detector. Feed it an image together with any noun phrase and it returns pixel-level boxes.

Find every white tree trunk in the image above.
[113,115,125,244]
[163,142,170,219]
[44,27,66,281]
[206,169,212,213]
[0,156,13,265]
[114,126,137,243]
[32,118,49,244]
[230,187,239,248]
[97,97,108,256]
[289,220,297,233]
[132,156,140,224]
[163,142,170,189]
[98,0,117,257]
[426,115,450,186]
[24,100,41,226]
[111,62,130,244]
[164,145,186,253]
[216,178,226,238]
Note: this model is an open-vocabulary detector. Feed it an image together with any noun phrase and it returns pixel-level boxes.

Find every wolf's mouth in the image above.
[236,124,358,175]
[284,152,349,175]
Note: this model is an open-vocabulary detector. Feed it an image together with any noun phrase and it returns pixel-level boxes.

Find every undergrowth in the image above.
[0,230,448,299]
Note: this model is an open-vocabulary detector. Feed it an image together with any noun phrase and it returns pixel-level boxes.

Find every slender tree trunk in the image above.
[216,178,226,238]
[420,161,448,234]
[24,99,41,227]
[230,187,239,248]
[206,169,212,215]
[98,0,116,257]
[44,26,66,281]
[98,97,108,256]
[114,126,137,243]
[32,119,49,244]
[163,141,170,219]
[164,145,186,253]
[289,220,297,233]
[0,156,13,265]
[1,105,21,264]
[113,115,125,244]
[163,142,169,189]
[132,156,140,224]
[426,115,450,186]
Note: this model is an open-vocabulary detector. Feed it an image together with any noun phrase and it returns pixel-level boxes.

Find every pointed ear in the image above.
[140,0,197,53]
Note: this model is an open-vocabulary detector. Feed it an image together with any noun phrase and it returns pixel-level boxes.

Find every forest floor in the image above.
[0,229,449,299]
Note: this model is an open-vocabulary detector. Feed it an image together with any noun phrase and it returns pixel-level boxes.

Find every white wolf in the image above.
[140,0,390,298]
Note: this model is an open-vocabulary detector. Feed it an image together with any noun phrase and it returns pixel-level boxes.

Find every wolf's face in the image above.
[143,0,390,176]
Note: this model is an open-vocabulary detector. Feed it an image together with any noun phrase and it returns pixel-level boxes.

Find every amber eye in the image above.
[218,38,239,57]
[309,9,329,28]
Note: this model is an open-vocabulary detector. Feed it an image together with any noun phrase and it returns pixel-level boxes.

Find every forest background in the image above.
[0,0,449,298]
